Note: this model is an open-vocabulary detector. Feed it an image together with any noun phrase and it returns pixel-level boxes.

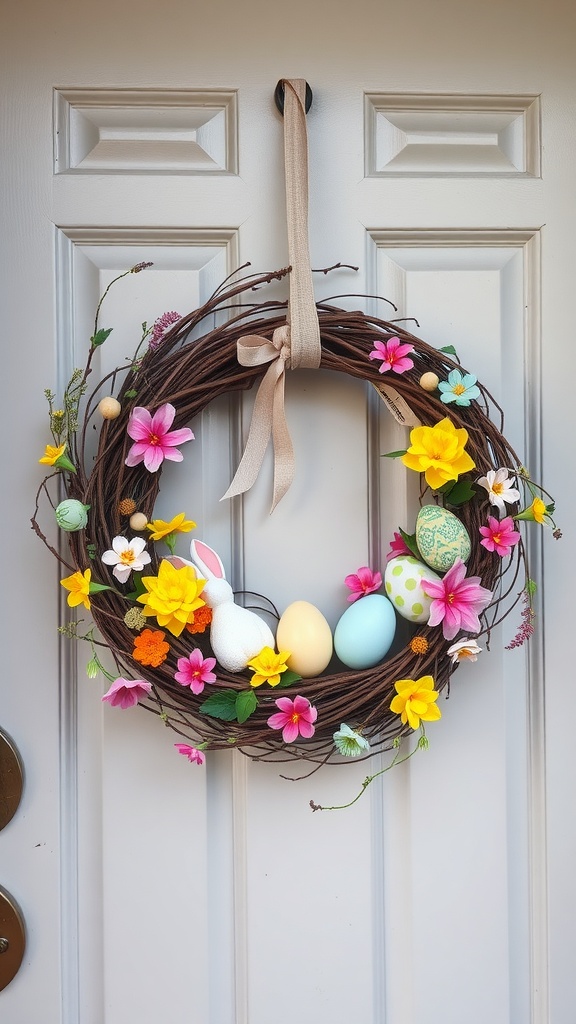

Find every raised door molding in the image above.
[54,88,238,174]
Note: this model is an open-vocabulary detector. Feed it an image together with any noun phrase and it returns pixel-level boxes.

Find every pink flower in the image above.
[125,403,194,472]
[149,311,182,350]
[101,677,152,709]
[174,743,205,765]
[421,558,493,641]
[174,648,217,695]
[479,515,521,557]
[386,531,412,562]
[344,566,383,602]
[267,695,318,744]
[369,336,415,374]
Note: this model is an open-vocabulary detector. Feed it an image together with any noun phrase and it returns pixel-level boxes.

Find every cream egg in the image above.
[276,600,333,677]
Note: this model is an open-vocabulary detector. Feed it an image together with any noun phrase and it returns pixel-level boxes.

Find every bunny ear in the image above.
[190,539,226,580]
[165,555,192,570]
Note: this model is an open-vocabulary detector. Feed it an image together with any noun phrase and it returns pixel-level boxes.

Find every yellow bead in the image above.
[98,397,122,419]
[129,512,149,531]
[419,372,439,392]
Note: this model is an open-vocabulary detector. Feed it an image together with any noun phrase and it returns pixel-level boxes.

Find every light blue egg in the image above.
[334,594,396,669]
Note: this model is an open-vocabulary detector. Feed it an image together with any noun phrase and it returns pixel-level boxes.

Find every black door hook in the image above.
[274,80,313,116]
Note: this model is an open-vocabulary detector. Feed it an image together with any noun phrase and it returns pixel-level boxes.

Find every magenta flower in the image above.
[421,558,493,641]
[174,743,206,765]
[101,677,152,709]
[174,648,217,695]
[369,336,415,374]
[267,695,318,744]
[386,531,412,562]
[344,566,383,602]
[125,403,194,472]
[479,515,521,557]
[149,311,182,350]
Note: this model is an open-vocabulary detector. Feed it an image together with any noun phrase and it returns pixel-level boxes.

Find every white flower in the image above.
[447,638,482,664]
[477,468,520,514]
[333,724,370,757]
[101,535,151,583]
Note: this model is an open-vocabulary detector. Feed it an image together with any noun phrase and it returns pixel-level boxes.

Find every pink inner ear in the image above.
[193,541,224,578]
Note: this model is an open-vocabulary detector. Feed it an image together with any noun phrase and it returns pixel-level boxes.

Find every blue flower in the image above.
[438,369,480,406]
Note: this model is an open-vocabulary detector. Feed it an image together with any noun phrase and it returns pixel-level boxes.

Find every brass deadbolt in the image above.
[0,887,25,990]
[0,729,24,831]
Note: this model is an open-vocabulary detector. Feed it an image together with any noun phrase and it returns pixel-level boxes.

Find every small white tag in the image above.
[372,383,422,427]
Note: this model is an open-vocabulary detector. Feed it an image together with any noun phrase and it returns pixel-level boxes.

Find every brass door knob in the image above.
[0,729,24,831]
[0,887,25,991]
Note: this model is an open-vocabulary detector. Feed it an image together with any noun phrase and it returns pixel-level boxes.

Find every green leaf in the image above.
[86,543,97,560]
[275,670,302,689]
[91,328,113,347]
[124,389,138,399]
[381,449,407,459]
[399,528,420,559]
[439,344,458,357]
[444,479,476,506]
[200,690,239,722]
[526,579,538,597]
[125,574,147,601]
[235,689,258,724]
[88,582,113,594]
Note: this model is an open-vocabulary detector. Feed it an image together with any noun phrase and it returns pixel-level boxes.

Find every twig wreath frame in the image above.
[33,260,559,783]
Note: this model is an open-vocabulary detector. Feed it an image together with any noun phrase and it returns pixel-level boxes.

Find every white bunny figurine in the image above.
[184,539,275,673]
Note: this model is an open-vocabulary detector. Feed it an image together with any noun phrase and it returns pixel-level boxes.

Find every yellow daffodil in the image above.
[60,568,92,610]
[137,559,206,636]
[247,646,291,687]
[401,417,475,491]
[39,443,76,473]
[146,513,196,542]
[390,675,442,730]
[515,496,549,524]
[40,442,66,465]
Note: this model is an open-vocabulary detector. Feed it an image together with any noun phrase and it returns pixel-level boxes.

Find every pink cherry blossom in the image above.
[344,566,383,602]
[369,336,415,374]
[267,695,318,744]
[479,515,521,557]
[421,558,493,641]
[101,677,152,709]
[174,743,206,765]
[174,648,217,695]
[386,531,412,562]
[125,403,194,472]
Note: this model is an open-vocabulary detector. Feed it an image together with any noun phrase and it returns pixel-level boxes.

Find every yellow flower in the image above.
[146,513,196,542]
[247,646,291,687]
[60,568,92,610]
[137,559,207,636]
[39,443,66,466]
[390,675,442,730]
[401,417,475,491]
[530,498,547,523]
[515,495,555,526]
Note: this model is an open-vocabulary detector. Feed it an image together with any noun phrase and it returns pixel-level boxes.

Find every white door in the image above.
[3,3,575,1022]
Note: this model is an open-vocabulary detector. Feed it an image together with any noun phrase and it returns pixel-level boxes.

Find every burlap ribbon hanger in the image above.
[221,78,321,512]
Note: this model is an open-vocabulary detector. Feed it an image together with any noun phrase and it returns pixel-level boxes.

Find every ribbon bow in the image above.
[221,79,321,513]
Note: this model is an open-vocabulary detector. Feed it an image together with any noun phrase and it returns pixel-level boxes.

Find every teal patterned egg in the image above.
[415,505,471,571]
[384,555,441,623]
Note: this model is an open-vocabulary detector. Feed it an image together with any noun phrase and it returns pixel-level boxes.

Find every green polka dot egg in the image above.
[384,555,441,623]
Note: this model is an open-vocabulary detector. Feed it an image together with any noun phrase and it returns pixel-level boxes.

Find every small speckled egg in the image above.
[129,512,149,532]
[334,594,396,669]
[384,555,441,623]
[55,499,90,532]
[98,396,122,419]
[415,505,471,572]
[276,601,333,677]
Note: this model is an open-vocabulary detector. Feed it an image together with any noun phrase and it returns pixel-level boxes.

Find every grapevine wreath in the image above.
[33,81,559,801]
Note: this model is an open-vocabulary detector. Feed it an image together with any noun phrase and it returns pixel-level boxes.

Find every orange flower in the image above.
[409,636,429,655]
[185,605,213,635]
[133,628,169,667]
